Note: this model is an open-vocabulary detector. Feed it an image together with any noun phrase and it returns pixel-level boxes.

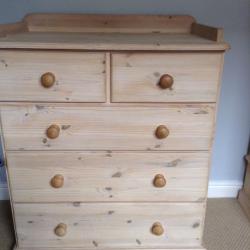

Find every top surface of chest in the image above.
[0,14,229,51]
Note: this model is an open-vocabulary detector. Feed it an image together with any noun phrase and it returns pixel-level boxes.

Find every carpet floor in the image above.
[0,199,249,250]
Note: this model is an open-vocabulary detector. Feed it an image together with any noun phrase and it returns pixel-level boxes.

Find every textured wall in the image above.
[0,0,249,186]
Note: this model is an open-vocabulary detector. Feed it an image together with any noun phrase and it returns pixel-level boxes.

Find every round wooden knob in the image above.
[151,222,164,236]
[46,124,60,139]
[51,174,64,188]
[155,125,169,139]
[54,223,67,237]
[41,72,55,88]
[158,74,174,89]
[153,174,166,188]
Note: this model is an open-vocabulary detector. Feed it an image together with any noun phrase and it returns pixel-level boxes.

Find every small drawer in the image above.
[1,104,215,151]
[15,202,204,248]
[0,51,106,102]
[7,151,209,202]
[111,52,223,103]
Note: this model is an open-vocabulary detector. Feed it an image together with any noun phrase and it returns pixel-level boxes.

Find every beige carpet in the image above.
[204,199,250,250]
[0,199,249,250]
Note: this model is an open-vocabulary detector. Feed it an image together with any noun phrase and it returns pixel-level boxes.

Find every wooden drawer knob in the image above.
[151,222,164,236]
[46,124,60,139]
[54,223,67,237]
[51,174,64,188]
[159,74,174,89]
[155,125,169,139]
[153,174,166,188]
[41,72,55,88]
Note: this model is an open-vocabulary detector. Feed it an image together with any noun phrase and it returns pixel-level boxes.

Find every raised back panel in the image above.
[24,14,196,33]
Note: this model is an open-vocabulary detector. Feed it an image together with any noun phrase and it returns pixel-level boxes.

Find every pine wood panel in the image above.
[1,104,215,151]
[0,51,106,102]
[25,14,195,34]
[0,14,229,51]
[191,23,224,42]
[7,151,209,202]
[0,32,229,51]
[14,202,204,248]
[112,52,223,103]
[0,13,227,250]
[0,21,27,37]
[14,247,206,250]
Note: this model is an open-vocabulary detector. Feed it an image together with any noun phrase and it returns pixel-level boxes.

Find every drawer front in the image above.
[1,104,214,150]
[7,151,209,202]
[0,51,106,102]
[15,202,204,248]
[112,53,223,103]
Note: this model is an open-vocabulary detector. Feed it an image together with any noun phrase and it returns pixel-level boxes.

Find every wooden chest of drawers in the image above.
[0,14,229,250]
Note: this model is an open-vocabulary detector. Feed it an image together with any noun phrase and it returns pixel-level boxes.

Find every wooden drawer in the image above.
[1,104,214,151]
[7,151,209,202]
[111,53,223,103]
[0,51,106,102]
[15,202,204,248]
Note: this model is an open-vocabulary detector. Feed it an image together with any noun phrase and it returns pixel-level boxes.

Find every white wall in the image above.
[0,0,249,198]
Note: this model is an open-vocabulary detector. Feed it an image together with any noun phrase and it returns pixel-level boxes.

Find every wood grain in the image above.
[7,151,209,202]
[24,14,196,34]
[0,14,229,51]
[0,14,226,250]
[14,202,205,248]
[191,23,224,42]
[112,52,223,103]
[0,32,229,51]
[1,104,215,151]
[14,247,206,250]
[0,22,27,37]
[0,51,106,102]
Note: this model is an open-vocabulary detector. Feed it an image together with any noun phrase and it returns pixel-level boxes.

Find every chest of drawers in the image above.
[0,14,229,250]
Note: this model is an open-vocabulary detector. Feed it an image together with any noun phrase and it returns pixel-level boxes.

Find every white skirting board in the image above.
[0,181,243,200]
[207,181,243,198]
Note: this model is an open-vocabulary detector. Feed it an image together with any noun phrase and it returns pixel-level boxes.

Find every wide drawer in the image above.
[0,51,106,102]
[7,151,209,202]
[1,104,214,150]
[112,52,223,103]
[15,202,204,248]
